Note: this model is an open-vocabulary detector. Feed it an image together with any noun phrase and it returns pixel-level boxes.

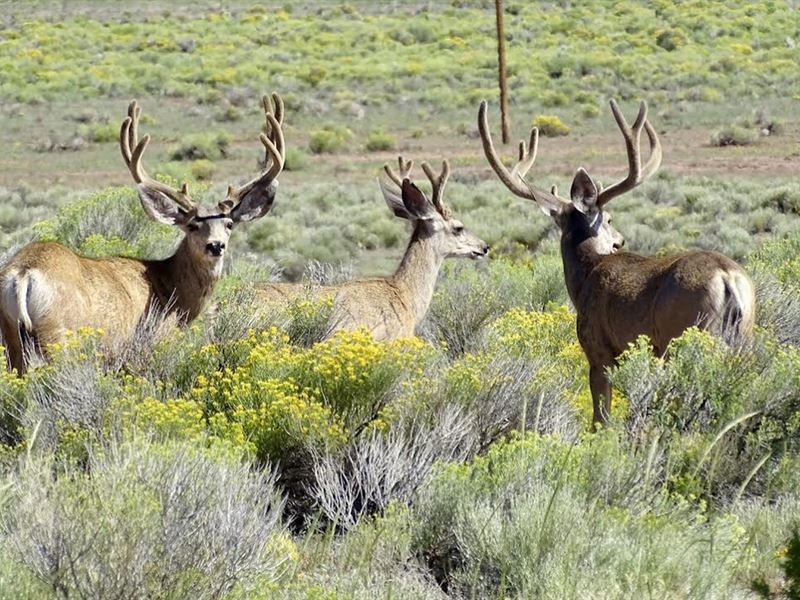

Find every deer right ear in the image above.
[570,168,599,211]
[137,184,191,226]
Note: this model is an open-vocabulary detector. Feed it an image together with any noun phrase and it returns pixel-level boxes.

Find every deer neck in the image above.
[391,225,443,325]
[560,232,602,308]
[147,238,220,322]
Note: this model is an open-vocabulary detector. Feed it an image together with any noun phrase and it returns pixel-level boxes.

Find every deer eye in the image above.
[225,221,234,230]
[188,222,200,232]
[453,224,464,234]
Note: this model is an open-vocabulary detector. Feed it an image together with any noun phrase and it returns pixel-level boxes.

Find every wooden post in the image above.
[495,0,511,144]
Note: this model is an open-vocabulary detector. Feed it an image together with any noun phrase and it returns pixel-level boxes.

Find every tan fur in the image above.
[0,240,216,372]
[255,160,488,341]
[257,224,472,341]
[0,94,285,374]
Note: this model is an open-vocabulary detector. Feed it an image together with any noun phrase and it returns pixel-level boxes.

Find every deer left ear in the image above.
[401,179,434,220]
[570,167,598,212]
[230,181,278,223]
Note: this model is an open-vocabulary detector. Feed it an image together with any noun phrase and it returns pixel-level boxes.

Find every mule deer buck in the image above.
[256,157,489,340]
[479,99,754,425]
[0,94,286,373]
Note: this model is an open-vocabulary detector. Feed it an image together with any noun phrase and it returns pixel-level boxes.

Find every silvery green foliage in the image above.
[311,405,476,530]
[752,270,800,347]
[2,441,286,599]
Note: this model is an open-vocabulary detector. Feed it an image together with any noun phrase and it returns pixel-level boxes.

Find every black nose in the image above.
[482,243,490,254]
[206,242,225,256]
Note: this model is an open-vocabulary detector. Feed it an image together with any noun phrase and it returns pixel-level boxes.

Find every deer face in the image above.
[380,177,489,261]
[551,168,625,255]
[430,214,489,259]
[137,180,279,275]
[122,94,284,278]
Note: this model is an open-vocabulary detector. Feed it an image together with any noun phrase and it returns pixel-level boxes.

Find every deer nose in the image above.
[482,243,490,255]
[206,241,225,256]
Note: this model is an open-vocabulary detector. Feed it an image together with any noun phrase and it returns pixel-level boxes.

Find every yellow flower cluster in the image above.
[192,360,347,461]
[133,397,206,440]
[490,305,577,357]
[46,326,106,358]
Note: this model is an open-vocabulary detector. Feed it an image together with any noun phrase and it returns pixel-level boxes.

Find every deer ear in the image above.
[230,180,278,223]
[401,179,434,220]
[570,167,598,211]
[137,184,190,226]
[379,177,413,220]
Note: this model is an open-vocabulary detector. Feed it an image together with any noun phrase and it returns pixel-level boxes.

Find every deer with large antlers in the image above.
[256,157,489,340]
[0,94,286,373]
[479,99,755,425]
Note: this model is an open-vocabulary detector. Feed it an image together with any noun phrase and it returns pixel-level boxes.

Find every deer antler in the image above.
[120,101,196,213]
[383,156,414,187]
[223,93,286,210]
[478,101,568,209]
[421,160,451,217]
[595,99,662,207]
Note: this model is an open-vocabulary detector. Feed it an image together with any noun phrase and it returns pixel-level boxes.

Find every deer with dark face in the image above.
[479,99,755,425]
[0,94,286,373]
[256,157,489,340]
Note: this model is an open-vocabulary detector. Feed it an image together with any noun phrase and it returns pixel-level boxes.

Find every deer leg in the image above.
[589,364,612,428]
[0,316,25,375]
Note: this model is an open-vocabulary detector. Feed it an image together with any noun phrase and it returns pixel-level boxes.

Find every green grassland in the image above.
[1,1,800,598]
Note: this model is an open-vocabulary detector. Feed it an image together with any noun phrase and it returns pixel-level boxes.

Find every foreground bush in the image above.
[413,432,799,598]
[1,441,286,599]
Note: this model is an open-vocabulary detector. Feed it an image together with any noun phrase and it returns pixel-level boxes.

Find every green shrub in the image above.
[308,124,353,154]
[284,147,310,171]
[2,440,286,598]
[413,432,753,598]
[365,129,396,152]
[710,126,758,147]
[168,132,230,161]
[77,121,117,143]
[749,230,800,287]
[655,28,689,51]
[33,186,178,258]
[532,114,570,137]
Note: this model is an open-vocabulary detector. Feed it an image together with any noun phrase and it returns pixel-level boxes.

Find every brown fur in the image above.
[479,97,756,425]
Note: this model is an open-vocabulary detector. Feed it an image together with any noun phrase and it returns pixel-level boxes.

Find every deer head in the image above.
[478,99,662,256]
[119,93,286,275]
[379,157,489,259]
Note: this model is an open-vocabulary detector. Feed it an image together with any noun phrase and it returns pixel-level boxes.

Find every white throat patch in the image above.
[589,211,603,233]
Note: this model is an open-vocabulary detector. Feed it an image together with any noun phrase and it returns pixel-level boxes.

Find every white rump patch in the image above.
[0,269,54,331]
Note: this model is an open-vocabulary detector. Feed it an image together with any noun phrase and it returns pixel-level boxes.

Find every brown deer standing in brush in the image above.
[0,94,286,373]
[479,99,755,425]
[256,157,489,340]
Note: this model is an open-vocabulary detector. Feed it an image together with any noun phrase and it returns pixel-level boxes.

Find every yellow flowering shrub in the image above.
[133,397,206,440]
[191,367,346,463]
[168,328,436,463]
[285,296,335,346]
[0,346,27,448]
[243,328,433,428]
[488,306,598,418]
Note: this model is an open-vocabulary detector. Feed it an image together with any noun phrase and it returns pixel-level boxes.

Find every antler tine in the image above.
[477,100,567,207]
[596,99,661,207]
[226,95,286,205]
[119,100,195,213]
[421,159,450,212]
[260,113,285,181]
[259,93,286,174]
[383,156,414,188]
[641,119,663,180]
